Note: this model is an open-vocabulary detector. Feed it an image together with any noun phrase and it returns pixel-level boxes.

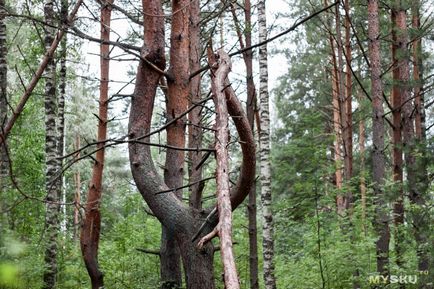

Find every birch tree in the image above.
[258,0,277,288]
[42,0,60,287]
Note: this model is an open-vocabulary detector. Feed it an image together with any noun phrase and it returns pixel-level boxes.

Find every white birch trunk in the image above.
[43,0,60,288]
[258,1,277,288]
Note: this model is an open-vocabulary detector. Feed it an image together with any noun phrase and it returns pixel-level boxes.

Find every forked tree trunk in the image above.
[258,1,277,288]
[368,0,390,277]
[80,1,113,288]
[42,1,60,288]
[129,1,255,288]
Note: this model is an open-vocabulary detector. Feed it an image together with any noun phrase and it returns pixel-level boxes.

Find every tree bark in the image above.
[357,92,366,234]
[160,0,191,287]
[229,1,259,287]
[258,1,277,288]
[128,1,255,288]
[390,8,405,279]
[42,1,60,288]
[343,0,353,201]
[210,49,240,289]
[58,0,68,233]
[0,0,7,195]
[368,0,390,277]
[73,132,81,241]
[188,0,203,211]
[80,1,113,288]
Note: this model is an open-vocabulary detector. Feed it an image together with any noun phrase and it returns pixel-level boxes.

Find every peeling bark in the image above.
[210,49,240,289]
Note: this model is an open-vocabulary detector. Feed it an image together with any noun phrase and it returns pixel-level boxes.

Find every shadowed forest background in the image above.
[0,0,433,288]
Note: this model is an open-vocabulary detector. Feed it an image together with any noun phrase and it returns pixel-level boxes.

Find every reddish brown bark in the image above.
[128,1,255,288]
[368,0,390,276]
[390,8,404,275]
[188,0,204,210]
[80,2,112,288]
[160,0,191,287]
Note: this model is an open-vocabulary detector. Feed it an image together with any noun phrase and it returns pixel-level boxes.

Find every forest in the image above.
[0,0,433,288]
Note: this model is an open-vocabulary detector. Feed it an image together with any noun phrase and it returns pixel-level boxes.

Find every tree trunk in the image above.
[401,3,431,287]
[188,0,203,211]
[368,0,390,277]
[210,49,240,289]
[344,0,353,201]
[0,0,7,195]
[57,0,68,233]
[42,1,60,288]
[160,0,192,287]
[357,92,366,234]
[243,2,259,287]
[390,8,405,280]
[73,132,81,240]
[229,1,259,287]
[80,1,113,288]
[258,1,277,288]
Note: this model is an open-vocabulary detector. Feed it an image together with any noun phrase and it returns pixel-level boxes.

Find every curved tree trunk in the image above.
[258,1,277,288]
[80,1,113,288]
[210,49,239,289]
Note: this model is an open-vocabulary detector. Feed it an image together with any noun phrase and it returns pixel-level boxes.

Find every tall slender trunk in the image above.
[357,92,366,234]
[258,1,277,288]
[73,132,81,240]
[188,0,203,211]
[368,0,390,277]
[80,1,112,288]
[244,1,259,287]
[406,3,431,287]
[229,1,259,287]
[0,0,7,193]
[0,0,8,225]
[390,8,405,279]
[43,1,60,288]
[325,0,343,207]
[344,0,353,198]
[58,0,68,233]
